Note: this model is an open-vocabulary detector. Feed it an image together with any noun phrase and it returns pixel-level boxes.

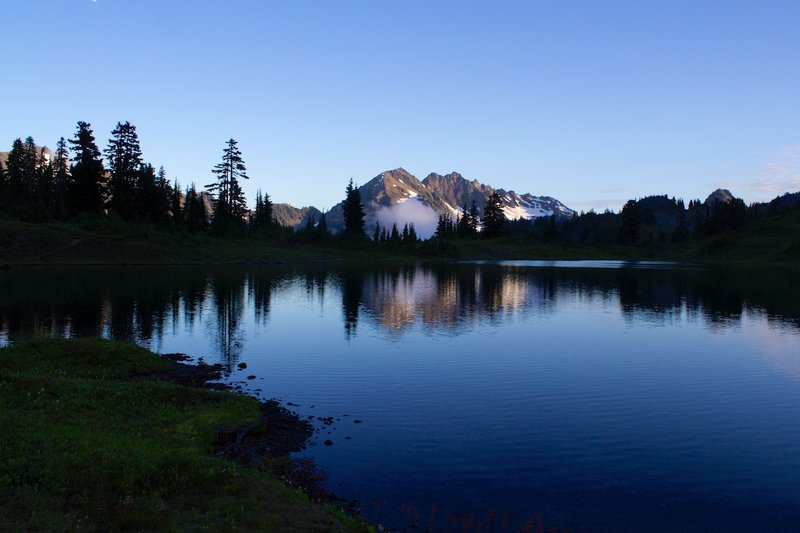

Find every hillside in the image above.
[272,203,322,229]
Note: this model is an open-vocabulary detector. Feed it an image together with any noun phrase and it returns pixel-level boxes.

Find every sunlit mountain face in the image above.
[322,168,574,237]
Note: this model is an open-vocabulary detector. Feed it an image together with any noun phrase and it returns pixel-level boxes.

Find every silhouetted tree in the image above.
[672,199,689,242]
[207,139,249,225]
[544,214,558,242]
[35,146,55,217]
[468,199,480,235]
[435,212,456,238]
[617,199,640,244]
[316,212,329,240]
[408,223,418,242]
[171,180,183,226]
[0,159,5,202]
[4,138,29,202]
[457,202,472,238]
[184,184,208,232]
[105,121,143,219]
[304,214,316,234]
[342,178,365,236]
[481,191,506,238]
[52,137,70,220]
[69,121,107,215]
[251,189,273,231]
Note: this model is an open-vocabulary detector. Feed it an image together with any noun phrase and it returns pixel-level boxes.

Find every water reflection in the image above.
[1,263,799,361]
[3,262,800,530]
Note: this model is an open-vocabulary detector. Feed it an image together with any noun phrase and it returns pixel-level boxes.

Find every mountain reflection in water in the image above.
[2,263,798,356]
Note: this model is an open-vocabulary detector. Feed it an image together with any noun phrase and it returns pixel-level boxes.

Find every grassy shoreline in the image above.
[0,338,371,532]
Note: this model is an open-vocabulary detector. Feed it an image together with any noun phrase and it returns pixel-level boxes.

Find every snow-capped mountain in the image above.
[324,168,574,237]
[422,172,574,220]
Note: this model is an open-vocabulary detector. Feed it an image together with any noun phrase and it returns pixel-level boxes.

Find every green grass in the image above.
[0,338,371,532]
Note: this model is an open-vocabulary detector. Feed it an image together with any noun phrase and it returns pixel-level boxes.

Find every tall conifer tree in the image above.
[481,191,506,238]
[53,137,70,220]
[206,139,249,223]
[68,121,107,215]
[342,178,365,236]
[105,121,143,219]
[171,180,183,226]
[5,138,27,201]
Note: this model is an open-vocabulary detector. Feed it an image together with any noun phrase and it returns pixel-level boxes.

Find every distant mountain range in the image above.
[310,168,574,237]
[272,204,322,229]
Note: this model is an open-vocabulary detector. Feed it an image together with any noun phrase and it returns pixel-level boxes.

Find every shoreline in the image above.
[0,338,372,532]
[156,352,357,511]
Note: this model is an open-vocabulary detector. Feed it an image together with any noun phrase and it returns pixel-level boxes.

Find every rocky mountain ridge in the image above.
[321,168,574,236]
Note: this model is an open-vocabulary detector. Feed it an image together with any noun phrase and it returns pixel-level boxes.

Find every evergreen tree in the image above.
[0,159,5,203]
[206,139,249,223]
[402,223,410,242]
[68,122,107,215]
[317,212,329,240]
[22,137,39,202]
[481,191,506,238]
[35,146,55,217]
[435,213,455,238]
[53,137,70,220]
[184,184,209,232]
[672,199,689,242]
[390,223,401,243]
[304,214,316,234]
[544,214,558,241]
[408,223,418,242]
[251,188,273,231]
[105,121,143,220]
[4,138,28,201]
[134,163,158,220]
[617,199,640,244]
[171,180,183,226]
[3,136,61,219]
[342,178,366,236]
[373,222,381,242]
[468,199,480,235]
[153,166,172,222]
[457,202,472,238]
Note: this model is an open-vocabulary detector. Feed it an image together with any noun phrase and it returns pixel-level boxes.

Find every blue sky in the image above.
[2,0,799,212]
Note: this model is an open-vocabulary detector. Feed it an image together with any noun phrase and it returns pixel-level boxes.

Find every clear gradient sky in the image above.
[2,1,799,213]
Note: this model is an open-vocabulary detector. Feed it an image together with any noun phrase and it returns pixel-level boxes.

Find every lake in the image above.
[2,261,800,531]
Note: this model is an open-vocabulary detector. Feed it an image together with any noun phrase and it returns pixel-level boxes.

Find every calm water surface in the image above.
[2,261,800,531]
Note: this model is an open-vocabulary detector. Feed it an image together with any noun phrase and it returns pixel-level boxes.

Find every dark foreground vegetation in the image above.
[1,205,799,266]
[0,338,371,532]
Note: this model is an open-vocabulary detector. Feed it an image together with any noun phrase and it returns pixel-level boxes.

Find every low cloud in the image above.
[374,198,440,239]
[737,143,800,201]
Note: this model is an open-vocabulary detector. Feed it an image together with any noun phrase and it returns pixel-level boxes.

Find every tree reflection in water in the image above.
[1,263,799,362]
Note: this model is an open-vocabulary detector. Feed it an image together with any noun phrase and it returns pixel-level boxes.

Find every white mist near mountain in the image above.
[374,196,439,239]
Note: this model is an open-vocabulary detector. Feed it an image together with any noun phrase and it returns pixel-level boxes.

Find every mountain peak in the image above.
[309,168,574,238]
[705,188,735,206]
